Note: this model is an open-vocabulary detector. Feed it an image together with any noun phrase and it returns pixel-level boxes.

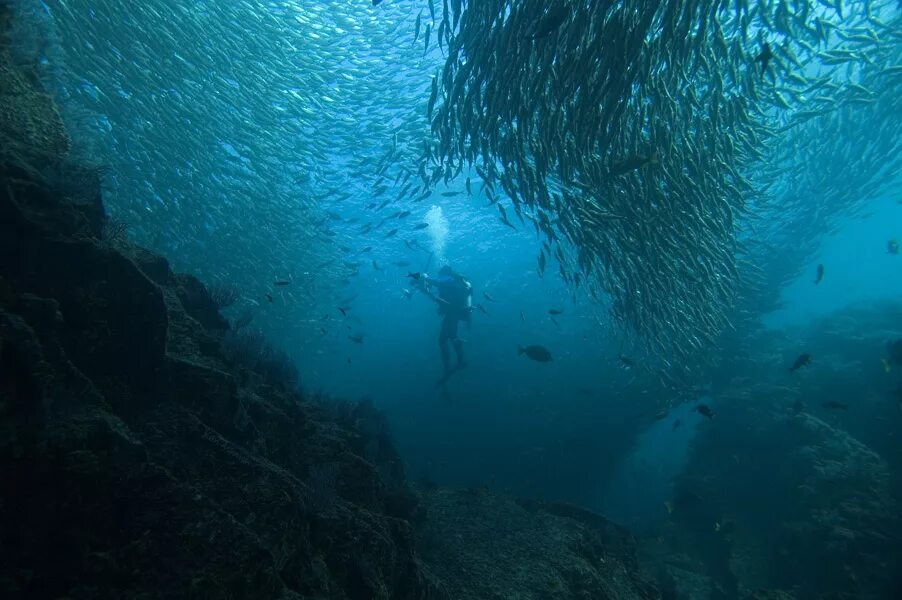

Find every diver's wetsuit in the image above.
[425,274,471,376]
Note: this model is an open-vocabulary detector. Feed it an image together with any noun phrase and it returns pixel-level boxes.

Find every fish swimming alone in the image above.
[789,353,812,372]
[888,239,899,255]
[814,264,824,285]
[695,404,715,419]
[518,344,553,362]
[754,41,773,76]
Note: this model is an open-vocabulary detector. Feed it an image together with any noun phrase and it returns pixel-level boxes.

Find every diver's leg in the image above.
[450,318,466,370]
[438,317,452,376]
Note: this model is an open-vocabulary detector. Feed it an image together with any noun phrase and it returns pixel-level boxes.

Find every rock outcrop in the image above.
[0,29,444,594]
[416,488,658,600]
[646,391,902,600]
[0,156,447,598]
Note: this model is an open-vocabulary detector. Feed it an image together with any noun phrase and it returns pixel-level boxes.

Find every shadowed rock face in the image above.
[0,42,445,598]
[645,391,902,600]
[0,164,448,598]
[416,488,658,600]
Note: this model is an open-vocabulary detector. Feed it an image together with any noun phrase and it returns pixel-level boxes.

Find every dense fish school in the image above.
[11,0,902,389]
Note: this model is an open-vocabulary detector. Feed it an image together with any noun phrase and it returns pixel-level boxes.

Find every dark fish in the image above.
[814,264,824,285]
[414,223,429,230]
[320,327,327,336]
[265,293,274,303]
[385,228,398,238]
[789,353,812,372]
[348,333,365,343]
[274,280,291,286]
[695,404,715,419]
[548,308,564,315]
[483,291,495,302]
[397,210,411,219]
[441,191,461,197]
[821,401,848,410]
[474,303,489,315]
[528,4,570,40]
[520,310,525,322]
[754,41,773,76]
[619,355,636,369]
[518,344,553,362]
[338,306,348,316]
[672,419,683,431]
[550,316,560,328]
[413,10,422,43]
[609,153,658,177]
[888,239,899,255]
[372,0,383,5]
[393,261,411,267]
[359,246,373,253]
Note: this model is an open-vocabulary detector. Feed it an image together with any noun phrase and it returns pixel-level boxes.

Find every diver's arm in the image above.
[414,275,448,306]
[423,274,454,290]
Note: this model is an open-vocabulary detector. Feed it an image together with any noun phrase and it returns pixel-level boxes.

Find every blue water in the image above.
[766,195,902,329]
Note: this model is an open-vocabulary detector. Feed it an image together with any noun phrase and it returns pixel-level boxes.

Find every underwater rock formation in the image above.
[0,164,447,598]
[647,391,902,600]
[0,41,443,598]
[416,488,658,600]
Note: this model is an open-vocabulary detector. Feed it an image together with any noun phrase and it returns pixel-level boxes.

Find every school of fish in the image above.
[422,0,902,382]
[12,0,902,386]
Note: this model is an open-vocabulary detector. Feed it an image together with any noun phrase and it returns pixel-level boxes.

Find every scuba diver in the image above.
[408,265,473,384]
